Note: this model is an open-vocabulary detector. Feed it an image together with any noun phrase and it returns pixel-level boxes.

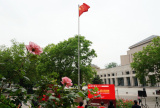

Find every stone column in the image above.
[115,78,118,86]
[103,79,105,84]
[124,77,127,86]
[130,77,134,86]
[138,79,141,87]
[102,79,104,84]
[110,78,113,84]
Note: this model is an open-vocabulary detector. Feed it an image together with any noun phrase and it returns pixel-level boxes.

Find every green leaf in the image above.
[11,89,17,92]
[49,96,56,100]
[81,82,86,87]
[96,94,101,97]
[23,76,30,81]
[6,88,12,91]
[21,70,25,76]
[88,89,93,92]
[55,98,60,102]
[29,55,37,61]
[20,88,26,92]
[78,91,85,98]
[94,87,98,92]
[86,98,90,101]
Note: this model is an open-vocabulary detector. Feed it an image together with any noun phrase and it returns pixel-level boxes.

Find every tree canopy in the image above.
[92,75,103,84]
[0,35,97,87]
[131,37,160,86]
[0,40,26,83]
[0,36,97,107]
[0,39,40,89]
[105,62,118,69]
[36,35,97,85]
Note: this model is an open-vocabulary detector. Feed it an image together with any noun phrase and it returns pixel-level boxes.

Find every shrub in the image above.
[116,98,134,108]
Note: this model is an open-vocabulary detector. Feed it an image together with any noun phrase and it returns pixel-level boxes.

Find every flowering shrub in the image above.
[32,76,82,108]
[0,41,88,108]
[116,98,134,108]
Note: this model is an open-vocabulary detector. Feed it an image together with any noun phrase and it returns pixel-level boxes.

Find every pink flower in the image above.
[26,42,43,55]
[61,77,73,88]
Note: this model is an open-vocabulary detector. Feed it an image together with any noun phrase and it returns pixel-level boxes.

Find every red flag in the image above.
[79,3,90,17]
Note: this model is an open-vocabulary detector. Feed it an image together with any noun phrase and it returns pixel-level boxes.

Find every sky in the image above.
[1,0,160,69]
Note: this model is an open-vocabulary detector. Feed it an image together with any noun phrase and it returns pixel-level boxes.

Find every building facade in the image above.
[97,35,159,86]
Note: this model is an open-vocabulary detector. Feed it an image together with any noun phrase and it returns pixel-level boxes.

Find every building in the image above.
[97,35,159,86]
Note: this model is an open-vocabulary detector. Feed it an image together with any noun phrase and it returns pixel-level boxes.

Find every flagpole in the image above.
[78,4,80,90]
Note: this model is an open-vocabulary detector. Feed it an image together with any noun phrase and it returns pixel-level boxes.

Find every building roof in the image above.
[91,64,100,69]
[129,35,159,49]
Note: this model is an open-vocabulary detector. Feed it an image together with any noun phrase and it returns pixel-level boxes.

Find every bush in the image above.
[0,103,11,108]
[116,98,134,108]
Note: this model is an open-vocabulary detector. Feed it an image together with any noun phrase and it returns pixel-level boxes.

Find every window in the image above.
[101,75,103,77]
[126,71,129,75]
[104,74,106,77]
[112,73,114,76]
[108,74,110,76]
[132,71,136,74]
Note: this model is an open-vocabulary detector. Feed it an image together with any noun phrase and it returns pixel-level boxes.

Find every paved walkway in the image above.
[22,86,160,108]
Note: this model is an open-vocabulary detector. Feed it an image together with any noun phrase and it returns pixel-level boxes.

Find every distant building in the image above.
[97,35,159,86]
[91,64,100,69]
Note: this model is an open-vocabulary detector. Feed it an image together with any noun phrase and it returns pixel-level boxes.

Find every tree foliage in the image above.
[0,35,97,88]
[105,62,118,69]
[37,35,97,84]
[131,37,160,86]
[0,39,26,83]
[92,75,103,84]
[0,36,97,107]
[0,39,40,89]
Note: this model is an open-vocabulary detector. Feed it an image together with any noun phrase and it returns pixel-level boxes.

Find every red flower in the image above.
[42,98,45,101]
[26,42,43,55]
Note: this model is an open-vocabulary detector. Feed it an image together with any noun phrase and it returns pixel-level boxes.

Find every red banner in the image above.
[88,84,115,99]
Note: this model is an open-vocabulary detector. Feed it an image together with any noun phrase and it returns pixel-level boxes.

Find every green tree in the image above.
[92,75,103,84]
[36,43,59,79]
[131,37,160,86]
[37,35,97,85]
[0,39,40,89]
[105,62,118,69]
[0,39,26,84]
